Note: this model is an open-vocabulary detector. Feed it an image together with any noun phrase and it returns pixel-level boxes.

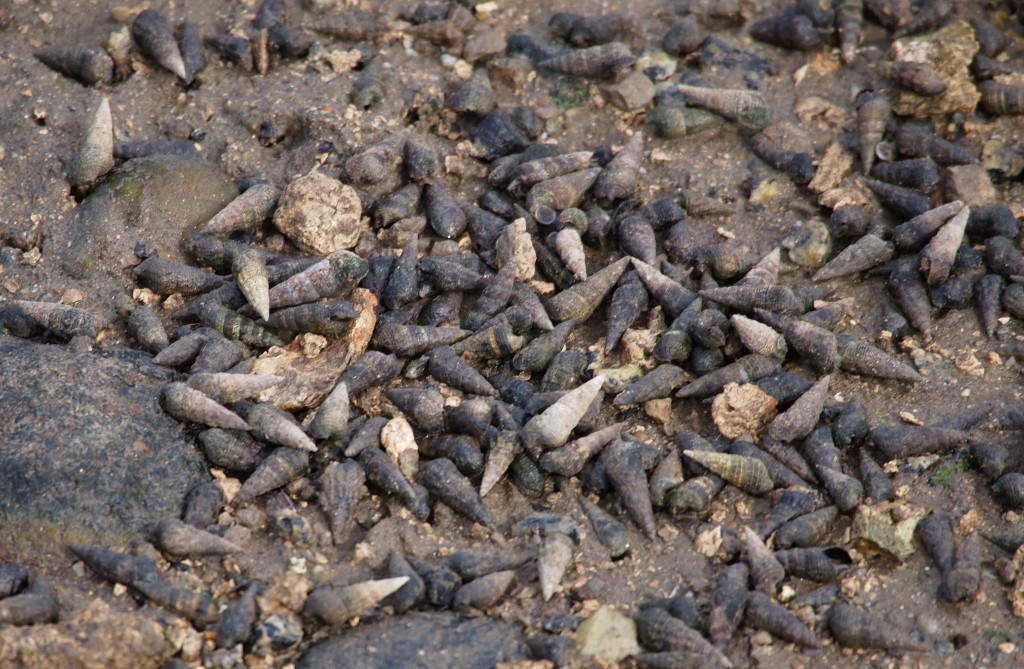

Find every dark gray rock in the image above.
[296,612,526,669]
[0,336,208,561]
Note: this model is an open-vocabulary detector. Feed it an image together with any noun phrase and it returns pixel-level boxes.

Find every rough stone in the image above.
[296,612,526,669]
[495,217,536,282]
[575,605,641,662]
[888,20,980,119]
[602,72,656,111]
[711,382,778,441]
[464,28,507,64]
[942,164,997,207]
[850,502,927,562]
[63,154,237,279]
[0,336,209,561]
[0,592,179,669]
[273,170,364,255]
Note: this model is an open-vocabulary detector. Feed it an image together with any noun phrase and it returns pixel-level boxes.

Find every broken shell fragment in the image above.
[381,416,419,480]
[710,383,778,441]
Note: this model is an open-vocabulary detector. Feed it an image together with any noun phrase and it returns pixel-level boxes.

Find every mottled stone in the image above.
[783,220,832,268]
[464,28,507,64]
[603,72,656,111]
[0,336,208,560]
[296,612,526,669]
[63,155,236,278]
[888,20,980,119]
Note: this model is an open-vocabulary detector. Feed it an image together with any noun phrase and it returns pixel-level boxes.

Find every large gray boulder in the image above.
[0,336,208,562]
[297,612,526,669]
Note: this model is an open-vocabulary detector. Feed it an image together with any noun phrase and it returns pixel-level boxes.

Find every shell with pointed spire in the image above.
[523,375,606,448]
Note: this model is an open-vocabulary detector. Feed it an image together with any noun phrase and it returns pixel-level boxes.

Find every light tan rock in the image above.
[711,382,778,441]
[273,170,364,255]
